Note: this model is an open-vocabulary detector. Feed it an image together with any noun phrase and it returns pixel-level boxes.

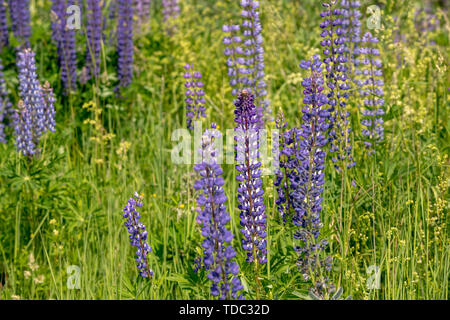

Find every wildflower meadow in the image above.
[0,0,448,303]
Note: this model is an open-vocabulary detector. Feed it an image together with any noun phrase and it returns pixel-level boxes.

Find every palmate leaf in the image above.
[308,287,352,300]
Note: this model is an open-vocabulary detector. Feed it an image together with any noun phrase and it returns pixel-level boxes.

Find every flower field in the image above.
[0,0,448,301]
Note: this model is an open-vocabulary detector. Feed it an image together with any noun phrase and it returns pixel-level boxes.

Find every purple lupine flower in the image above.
[273,112,296,223]
[234,91,267,265]
[116,0,134,91]
[9,0,31,47]
[194,124,244,300]
[340,0,362,81]
[294,55,334,297]
[0,58,12,143]
[162,0,179,22]
[223,0,271,126]
[13,100,36,157]
[41,81,56,133]
[162,0,179,35]
[16,49,46,137]
[0,0,9,49]
[133,0,151,32]
[122,192,153,279]
[184,64,206,130]
[51,0,78,94]
[355,32,385,155]
[14,49,56,157]
[107,0,117,43]
[50,0,63,43]
[85,0,103,81]
[320,1,354,171]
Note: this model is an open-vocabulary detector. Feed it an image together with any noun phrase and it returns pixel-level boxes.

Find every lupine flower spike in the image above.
[194,124,244,300]
[320,1,354,171]
[133,0,151,33]
[14,49,56,157]
[223,0,270,127]
[41,81,56,134]
[9,0,31,47]
[184,64,206,130]
[116,0,134,92]
[0,0,9,50]
[0,58,12,143]
[85,0,103,82]
[356,32,385,155]
[273,111,296,223]
[162,0,179,34]
[296,55,334,297]
[340,0,362,84]
[122,192,153,278]
[51,0,78,94]
[234,91,267,265]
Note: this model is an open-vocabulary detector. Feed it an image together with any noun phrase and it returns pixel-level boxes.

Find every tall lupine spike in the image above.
[162,0,179,34]
[223,0,271,127]
[51,0,78,94]
[106,0,118,46]
[222,24,242,95]
[85,0,103,82]
[13,100,36,157]
[193,124,244,300]
[0,58,13,143]
[162,0,179,22]
[320,1,354,171]
[340,0,362,82]
[273,111,296,223]
[0,0,9,49]
[116,0,134,92]
[50,0,62,43]
[122,192,153,279]
[14,49,56,157]
[133,0,151,33]
[41,81,56,133]
[184,64,206,130]
[16,49,46,137]
[295,55,334,298]
[9,0,31,47]
[234,91,267,265]
[356,32,385,155]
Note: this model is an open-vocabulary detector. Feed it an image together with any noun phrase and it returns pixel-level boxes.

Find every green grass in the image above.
[0,0,448,300]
